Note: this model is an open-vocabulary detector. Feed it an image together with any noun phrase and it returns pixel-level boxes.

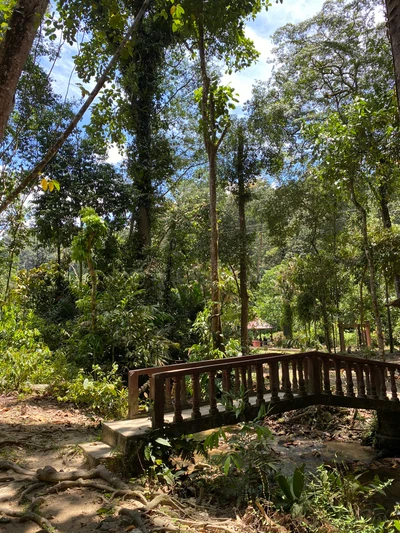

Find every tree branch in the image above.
[0,0,151,215]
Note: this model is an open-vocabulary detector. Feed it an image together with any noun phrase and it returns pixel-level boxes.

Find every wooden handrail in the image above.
[148,351,400,429]
[150,352,311,428]
[127,351,287,417]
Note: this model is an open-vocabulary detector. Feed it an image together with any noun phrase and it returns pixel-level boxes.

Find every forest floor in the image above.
[0,391,398,533]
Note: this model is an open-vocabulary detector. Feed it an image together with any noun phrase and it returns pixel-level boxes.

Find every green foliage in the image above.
[275,465,393,532]
[0,344,68,393]
[0,0,16,41]
[71,207,108,263]
[0,303,70,391]
[66,269,172,368]
[56,363,127,419]
[275,465,305,514]
[16,261,76,324]
[204,419,277,502]
[143,433,206,486]
[188,306,227,360]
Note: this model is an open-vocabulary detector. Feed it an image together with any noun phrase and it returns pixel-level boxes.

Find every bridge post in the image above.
[307,354,321,395]
[128,371,138,419]
[151,373,165,429]
[376,410,400,452]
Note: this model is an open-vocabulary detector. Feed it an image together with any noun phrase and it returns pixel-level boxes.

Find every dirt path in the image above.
[0,392,108,532]
[0,392,256,533]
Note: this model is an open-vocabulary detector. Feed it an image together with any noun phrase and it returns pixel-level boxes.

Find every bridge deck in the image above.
[81,351,400,463]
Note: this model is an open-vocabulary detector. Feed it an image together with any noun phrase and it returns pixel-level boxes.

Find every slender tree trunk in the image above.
[321,301,332,353]
[385,0,400,114]
[4,249,15,300]
[198,16,224,352]
[378,185,400,298]
[349,181,385,358]
[385,276,394,353]
[0,0,49,142]
[85,234,97,331]
[164,227,175,310]
[86,254,97,332]
[208,148,223,351]
[236,128,249,355]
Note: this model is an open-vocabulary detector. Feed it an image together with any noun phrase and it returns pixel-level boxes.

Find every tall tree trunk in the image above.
[385,276,395,353]
[164,225,175,310]
[321,301,332,353]
[385,0,400,114]
[378,183,400,297]
[86,254,97,332]
[349,181,385,358]
[0,0,49,142]
[198,16,224,352]
[4,249,15,300]
[208,148,223,351]
[236,128,249,355]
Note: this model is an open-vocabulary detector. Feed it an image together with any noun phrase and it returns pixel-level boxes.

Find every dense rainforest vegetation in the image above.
[0,0,400,389]
[4,1,400,532]
[1,0,400,399]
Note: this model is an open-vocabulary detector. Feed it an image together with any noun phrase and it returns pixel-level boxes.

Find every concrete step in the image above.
[102,419,152,453]
[79,441,116,469]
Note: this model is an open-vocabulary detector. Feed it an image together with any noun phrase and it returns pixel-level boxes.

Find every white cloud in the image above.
[222,0,326,106]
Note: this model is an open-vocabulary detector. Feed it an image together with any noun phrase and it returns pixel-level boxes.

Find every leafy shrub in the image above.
[204,419,278,504]
[275,465,306,514]
[0,304,70,391]
[271,464,392,533]
[56,363,128,419]
[0,346,69,392]
[65,270,172,369]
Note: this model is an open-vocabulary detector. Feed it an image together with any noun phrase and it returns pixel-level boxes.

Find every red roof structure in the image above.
[247,319,274,330]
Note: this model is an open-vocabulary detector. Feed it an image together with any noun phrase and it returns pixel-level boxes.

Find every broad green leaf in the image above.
[223,455,231,476]
[155,437,171,447]
[291,465,305,499]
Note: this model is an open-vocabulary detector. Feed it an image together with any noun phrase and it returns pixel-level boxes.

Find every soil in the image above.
[0,392,256,533]
[0,392,105,533]
[0,392,396,533]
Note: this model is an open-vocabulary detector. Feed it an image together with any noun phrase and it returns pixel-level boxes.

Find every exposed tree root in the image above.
[0,460,35,476]
[143,494,186,512]
[19,482,47,504]
[0,437,28,448]
[120,507,149,533]
[0,497,59,533]
[36,464,129,489]
[40,478,116,494]
[111,488,150,505]
[0,459,255,533]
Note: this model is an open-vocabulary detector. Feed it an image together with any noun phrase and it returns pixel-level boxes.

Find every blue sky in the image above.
[46,0,328,162]
[222,0,327,105]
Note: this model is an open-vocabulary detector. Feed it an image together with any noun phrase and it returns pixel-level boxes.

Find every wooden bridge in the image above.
[82,351,400,464]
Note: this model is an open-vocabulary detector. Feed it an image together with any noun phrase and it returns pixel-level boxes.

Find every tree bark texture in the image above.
[86,234,97,331]
[378,183,400,297]
[198,16,224,352]
[385,0,400,114]
[349,181,385,358]
[236,128,249,355]
[0,0,49,142]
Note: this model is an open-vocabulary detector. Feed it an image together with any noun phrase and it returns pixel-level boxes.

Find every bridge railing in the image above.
[127,351,286,418]
[150,352,312,429]
[149,351,400,429]
[320,352,400,401]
